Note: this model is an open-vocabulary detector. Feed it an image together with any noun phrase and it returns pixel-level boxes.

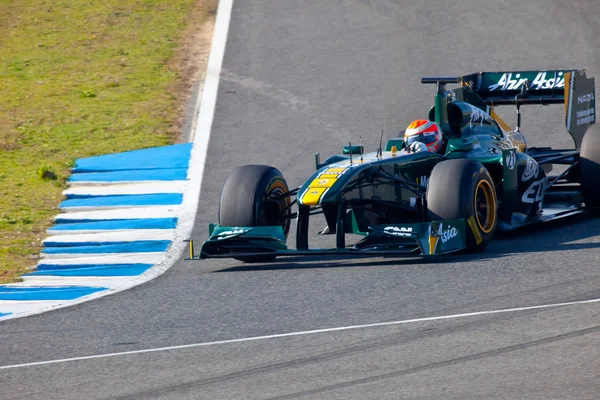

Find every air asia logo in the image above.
[216,228,251,240]
[521,158,539,182]
[468,105,493,128]
[383,226,413,237]
[488,72,565,92]
[448,90,458,102]
[428,223,458,254]
[505,150,516,170]
[430,224,458,243]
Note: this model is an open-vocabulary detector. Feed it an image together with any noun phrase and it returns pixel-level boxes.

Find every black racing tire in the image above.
[580,124,600,216]
[219,165,291,262]
[426,159,497,253]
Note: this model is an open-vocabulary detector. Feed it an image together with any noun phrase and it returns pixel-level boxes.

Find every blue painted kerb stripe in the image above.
[0,286,108,301]
[49,218,178,231]
[68,168,188,183]
[59,193,183,208]
[72,143,192,172]
[42,241,171,253]
[35,263,153,271]
[26,264,154,277]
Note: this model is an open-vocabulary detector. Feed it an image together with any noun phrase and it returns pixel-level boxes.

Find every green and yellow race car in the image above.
[188,69,598,262]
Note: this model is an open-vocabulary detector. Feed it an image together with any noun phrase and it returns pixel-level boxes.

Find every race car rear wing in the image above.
[459,70,571,105]
[422,69,596,149]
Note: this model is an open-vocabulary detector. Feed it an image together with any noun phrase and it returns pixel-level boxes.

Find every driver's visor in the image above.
[406,133,436,145]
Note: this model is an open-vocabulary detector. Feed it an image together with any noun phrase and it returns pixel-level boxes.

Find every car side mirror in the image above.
[384,139,404,151]
[508,131,527,152]
[447,138,475,152]
[343,145,364,155]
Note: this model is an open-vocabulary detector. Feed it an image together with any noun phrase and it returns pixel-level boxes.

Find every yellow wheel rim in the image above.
[474,180,496,234]
[266,179,291,237]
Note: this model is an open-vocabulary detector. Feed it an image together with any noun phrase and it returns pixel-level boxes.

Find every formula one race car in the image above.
[187,69,598,262]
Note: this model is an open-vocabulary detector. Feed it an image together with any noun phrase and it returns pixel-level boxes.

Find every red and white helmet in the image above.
[404,120,443,153]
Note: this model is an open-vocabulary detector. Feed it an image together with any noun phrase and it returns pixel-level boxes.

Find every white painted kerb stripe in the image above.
[10,277,131,288]
[43,230,175,244]
[36,253,164,266]
[59,204,177,212]
[55,206,180,220]
[67,179,186,186]
[0,300,67,314]
[63,182,188,196]
[2,297,599,370]
[47,228,175,236]
[47,229,159,236]
[40,251,165,260]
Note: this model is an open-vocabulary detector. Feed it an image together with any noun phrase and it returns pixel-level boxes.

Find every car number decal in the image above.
[300,166,349,205]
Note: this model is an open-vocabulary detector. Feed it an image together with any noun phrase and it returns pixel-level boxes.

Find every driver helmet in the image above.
[404,120,443,153]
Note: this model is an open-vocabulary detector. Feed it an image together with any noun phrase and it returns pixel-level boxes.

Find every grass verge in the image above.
[0,0,217,283]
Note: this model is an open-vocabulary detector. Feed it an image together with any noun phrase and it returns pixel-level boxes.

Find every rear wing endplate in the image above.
[563,70,596,149]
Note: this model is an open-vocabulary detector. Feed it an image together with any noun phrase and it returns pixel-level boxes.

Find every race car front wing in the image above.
[186,219,467,260]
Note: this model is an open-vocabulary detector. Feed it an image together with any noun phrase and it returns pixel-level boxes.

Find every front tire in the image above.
[219,165,291,262]
[580,124,600,215]
[426,159,498,253]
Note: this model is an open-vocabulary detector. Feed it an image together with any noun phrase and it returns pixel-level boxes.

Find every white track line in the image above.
[2,297,600,370]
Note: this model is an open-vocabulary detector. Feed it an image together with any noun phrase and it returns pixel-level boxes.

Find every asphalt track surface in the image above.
[2,0,600,399]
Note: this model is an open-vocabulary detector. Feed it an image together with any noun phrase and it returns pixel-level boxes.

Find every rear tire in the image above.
[426,159,497,253]
[580,124,600,216]
[219,165,291,262]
